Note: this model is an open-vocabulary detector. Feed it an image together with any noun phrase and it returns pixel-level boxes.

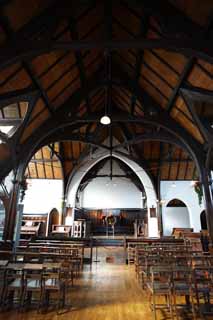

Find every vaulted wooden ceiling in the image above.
[0,0,212,188]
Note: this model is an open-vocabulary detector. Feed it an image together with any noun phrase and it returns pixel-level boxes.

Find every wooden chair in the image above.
[141,255,161,289]
[42,265,65,313]
[22,267,43,311]
[193,266,212,317]
[61,260,74,287]
[2,266,24,309]
[172,266,196,320]
[147,266,174,320]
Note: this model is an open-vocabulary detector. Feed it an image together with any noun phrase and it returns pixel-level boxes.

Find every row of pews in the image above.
[0,238,90,312]
[127,232,213,319]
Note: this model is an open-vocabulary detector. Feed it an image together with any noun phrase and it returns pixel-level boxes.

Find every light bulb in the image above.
[190,181,197,187]
[100,115,111,125]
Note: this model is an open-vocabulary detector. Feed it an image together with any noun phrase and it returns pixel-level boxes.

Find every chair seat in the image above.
[173,283,190,292]
[196,285,210,294]
[8,279,22,289]
[147,281,171,294]
[26,279,41,290]
[44,278,60,289]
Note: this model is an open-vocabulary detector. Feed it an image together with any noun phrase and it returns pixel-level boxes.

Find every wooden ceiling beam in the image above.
[30,158,61,163]
[113,131,185,151]
[181,83,213,100]
[151,158,192,164]
[0,87,38,109]
[111,68,203,158]
[0,66,205,181]
[166,57,195,113]
[47,144,61,161]
[183,156,191,180]
[42,131,111,151]
[175,149,182,180]
[22,61,54,116]
[0,119,22,126]
[0,38,213,71]
[130,13,149,115]
[157,142,163,182]
[69,18,92,114]
[59,141,69,192]
[65,123,105,190]
[40,148,46,179]
[11,92,40,144]
[180,89,211,143]
[117,122,155,184]
[0,9,55,117]
[167,144,173,180]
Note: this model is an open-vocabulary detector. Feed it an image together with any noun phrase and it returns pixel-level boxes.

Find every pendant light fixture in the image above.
[100,49,111,125]
[100,115,111,125]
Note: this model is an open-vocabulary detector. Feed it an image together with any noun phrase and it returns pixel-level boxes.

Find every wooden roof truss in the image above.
[0,0,212,188]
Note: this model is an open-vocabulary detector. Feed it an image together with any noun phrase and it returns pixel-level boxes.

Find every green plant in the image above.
[194,181,203,206]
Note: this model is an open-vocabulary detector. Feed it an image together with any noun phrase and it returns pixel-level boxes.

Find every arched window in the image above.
[166,199,187,207]
[47,208,60,236]
[163,198,190,236]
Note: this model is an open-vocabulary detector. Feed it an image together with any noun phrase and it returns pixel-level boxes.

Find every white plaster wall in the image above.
[81,178,142,209]
[23,179,63,214]
[162,207,190,236]
[161,181,204,235]
[80,160,142,209]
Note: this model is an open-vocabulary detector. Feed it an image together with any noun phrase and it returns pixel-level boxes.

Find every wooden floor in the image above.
[0,247,199,320]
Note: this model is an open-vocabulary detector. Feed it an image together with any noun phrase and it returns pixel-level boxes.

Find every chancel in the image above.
[0,1,213,319]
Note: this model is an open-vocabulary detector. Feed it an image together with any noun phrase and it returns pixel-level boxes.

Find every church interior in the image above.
[0,1,213,319]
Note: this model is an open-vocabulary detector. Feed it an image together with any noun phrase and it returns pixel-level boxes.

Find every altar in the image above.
[74,208,147,236]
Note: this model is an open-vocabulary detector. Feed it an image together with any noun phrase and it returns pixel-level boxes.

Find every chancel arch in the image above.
[66,150,158,237]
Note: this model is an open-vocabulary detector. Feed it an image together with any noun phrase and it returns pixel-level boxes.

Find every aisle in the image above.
[69,246,151,320]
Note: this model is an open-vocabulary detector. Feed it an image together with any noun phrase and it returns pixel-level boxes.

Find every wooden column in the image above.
[3,180,19,241]
[157,174,163,236]
[201,167,213,244]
